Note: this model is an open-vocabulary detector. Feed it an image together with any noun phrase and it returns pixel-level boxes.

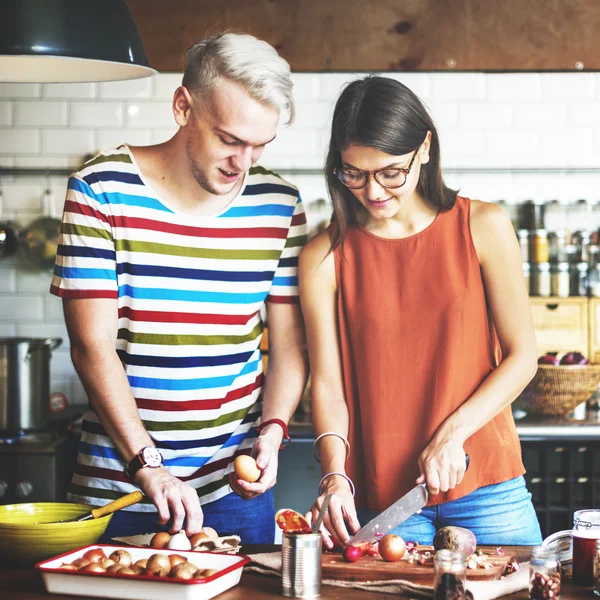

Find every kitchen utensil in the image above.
[0,187,19,258]
[37,544,251,600]
[0,337,62,434]
[348,455,470,545]
[21,182,61,270]
[312,493,331,533]
[275,508,313,534]
[0,502,113,564]
[42,490,143,523]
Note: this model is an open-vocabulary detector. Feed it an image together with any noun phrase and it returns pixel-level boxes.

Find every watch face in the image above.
[142,447,162,467]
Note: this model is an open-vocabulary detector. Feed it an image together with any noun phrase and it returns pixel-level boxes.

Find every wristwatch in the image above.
[125,446,163,480]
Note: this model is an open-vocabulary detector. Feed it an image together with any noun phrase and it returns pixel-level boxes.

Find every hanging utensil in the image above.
[21,176,61,270]
[39,491,144,524]
[0,185,19,259]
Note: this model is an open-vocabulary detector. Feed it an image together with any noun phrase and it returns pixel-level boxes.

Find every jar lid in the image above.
[542,530,572,567]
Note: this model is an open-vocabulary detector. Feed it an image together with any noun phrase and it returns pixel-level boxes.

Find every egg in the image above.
[233,454,261,482]
[166,531,192,551]
[150,531,172,549]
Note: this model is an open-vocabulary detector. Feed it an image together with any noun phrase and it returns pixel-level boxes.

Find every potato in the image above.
[433,526,477,556]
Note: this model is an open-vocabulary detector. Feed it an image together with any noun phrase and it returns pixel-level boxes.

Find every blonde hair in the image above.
[182,32,295,125]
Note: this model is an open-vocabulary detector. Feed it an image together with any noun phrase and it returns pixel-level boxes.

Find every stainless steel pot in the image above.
[0,338,62,434]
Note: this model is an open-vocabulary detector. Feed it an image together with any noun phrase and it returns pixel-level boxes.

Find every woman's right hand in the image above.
[306,476,361,549]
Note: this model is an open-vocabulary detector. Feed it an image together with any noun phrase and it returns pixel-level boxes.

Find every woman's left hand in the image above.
[416,438,467,496]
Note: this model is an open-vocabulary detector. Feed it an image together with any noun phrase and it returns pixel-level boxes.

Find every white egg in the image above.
[166,531,192,551]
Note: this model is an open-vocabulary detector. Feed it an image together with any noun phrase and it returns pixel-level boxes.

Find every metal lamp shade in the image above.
[0,0,156,83]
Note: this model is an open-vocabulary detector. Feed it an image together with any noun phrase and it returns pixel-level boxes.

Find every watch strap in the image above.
[256,418,291,450]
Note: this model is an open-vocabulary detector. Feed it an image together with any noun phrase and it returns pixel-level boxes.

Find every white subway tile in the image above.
[126,102,174,128]
[16,268,54,293]
[48,377,75,402]
[41,129,95,156]
[99,78,153,100]
[150,128,177,144]
[45,295,64,320]
[70,102,125,128]
[0,157,14,168]
[441,130,485,161]
[383,73,432,99]
[426,102,459,129]
[1,295,44,320]
[0,83,41,98]
[0,267,17,293]
[16,321,69,344]
[97,129,152,149]
[69,377,88,405]
[0,102,12,126]
[0,129,40,154]
[539,128,594,166]
[432,73,486,100]
[320,73,364,101]
[457,102,513,129]
[153,73,182,100]
[482,130,541,167]
[49,350,77,378]
[261,129,320,161]
[290,73,321,100]
[2,183,44,213]
[569,103,600,127]
[486,74,542,100]
[14,101,68,127]
[541,73,596,100]
[291,101,333,130]
[513,103,568,127]
[43,82,97,99]
[14,156,77,169]
[0,322,17,336]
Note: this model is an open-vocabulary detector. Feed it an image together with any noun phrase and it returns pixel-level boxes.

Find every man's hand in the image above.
[229,424,282,499]
[135,467,203,536]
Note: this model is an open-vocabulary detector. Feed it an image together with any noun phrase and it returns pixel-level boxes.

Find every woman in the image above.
[299,76,542,549]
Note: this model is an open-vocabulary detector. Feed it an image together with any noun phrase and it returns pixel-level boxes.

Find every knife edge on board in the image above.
[348,454,470,546]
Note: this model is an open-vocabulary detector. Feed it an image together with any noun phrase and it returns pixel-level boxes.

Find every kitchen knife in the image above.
[348,454,470,545]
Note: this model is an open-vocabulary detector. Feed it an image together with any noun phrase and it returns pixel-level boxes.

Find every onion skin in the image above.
[378,534,406,562]
[343,544,364,563]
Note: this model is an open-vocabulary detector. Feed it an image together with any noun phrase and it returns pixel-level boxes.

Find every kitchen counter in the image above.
[0,545,591,600]
[290,405,600,441]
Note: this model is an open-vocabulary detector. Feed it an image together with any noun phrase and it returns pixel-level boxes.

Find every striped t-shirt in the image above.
[50,146,308,510]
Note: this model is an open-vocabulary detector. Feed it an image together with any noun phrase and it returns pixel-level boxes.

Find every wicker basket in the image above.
[520,364,600,416]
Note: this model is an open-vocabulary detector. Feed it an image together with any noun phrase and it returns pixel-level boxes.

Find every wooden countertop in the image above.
[0,545,592,600]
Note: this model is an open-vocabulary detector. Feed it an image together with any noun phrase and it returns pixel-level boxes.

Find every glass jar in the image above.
[548,230,568,263]
[550,263,570,298]
[590,266,600,298]
[570,262,589,297]
[531,263,551,297]
[433,549,466,600]
[518,230,530,263]
[529,546,561,600]
[594,539,600,596]
[523,262,531,294]
[530,230,550,263]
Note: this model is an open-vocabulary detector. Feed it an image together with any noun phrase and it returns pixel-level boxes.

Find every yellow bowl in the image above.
[0,502,112,565]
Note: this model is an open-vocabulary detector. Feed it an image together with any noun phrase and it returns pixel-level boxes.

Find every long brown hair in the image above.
[325,76,457,252]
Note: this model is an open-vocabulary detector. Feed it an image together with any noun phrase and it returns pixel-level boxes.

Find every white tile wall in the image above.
[1,70,600,408]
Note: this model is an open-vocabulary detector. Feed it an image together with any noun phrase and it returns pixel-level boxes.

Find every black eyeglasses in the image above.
[334,149,419,190]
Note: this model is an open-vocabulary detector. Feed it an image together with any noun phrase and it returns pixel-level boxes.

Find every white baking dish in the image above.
[36,544,251,600]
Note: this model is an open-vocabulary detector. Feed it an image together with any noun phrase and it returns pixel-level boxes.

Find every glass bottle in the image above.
[550,263,570,298]
[433,549,466,600]
[529,546,560,600]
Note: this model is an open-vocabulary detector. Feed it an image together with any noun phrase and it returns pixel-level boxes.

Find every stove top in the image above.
[0,431,56,445]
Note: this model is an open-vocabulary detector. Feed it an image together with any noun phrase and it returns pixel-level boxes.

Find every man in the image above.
[50,32,308,544]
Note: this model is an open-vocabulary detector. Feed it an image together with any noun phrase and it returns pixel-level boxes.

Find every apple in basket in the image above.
[559,352,590,366]
[538,353,559,365]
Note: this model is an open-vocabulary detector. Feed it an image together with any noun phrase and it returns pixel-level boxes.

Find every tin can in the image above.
[282,532,322,598]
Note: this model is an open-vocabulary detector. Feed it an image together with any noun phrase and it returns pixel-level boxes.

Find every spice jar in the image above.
[433,549,466,600]
[531,263,551,297]
[523,262,531,294]
[548,231,568,263]
[530,230,550,263]
[529,546,561,600]
[518,230,530,263]
[550,263,570,298]
[593,539,600,596]
[570,262,589,297]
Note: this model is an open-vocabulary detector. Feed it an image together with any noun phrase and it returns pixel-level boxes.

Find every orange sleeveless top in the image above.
[332,196,525,512]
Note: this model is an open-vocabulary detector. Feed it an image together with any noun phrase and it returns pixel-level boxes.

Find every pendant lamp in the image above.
[0,0,156,83]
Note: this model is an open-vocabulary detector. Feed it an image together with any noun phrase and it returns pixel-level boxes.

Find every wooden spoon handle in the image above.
[90,491,144,519]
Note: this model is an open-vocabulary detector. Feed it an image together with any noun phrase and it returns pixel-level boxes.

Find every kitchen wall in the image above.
[1,71,599,414]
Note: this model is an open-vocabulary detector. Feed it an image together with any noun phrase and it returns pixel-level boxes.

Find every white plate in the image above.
[36,544,251,600]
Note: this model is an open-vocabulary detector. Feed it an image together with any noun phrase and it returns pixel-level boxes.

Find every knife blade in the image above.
[348,454,470,546]
[348,482,428,545]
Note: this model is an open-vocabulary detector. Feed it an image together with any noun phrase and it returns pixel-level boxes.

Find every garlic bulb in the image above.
[166,531,192,551]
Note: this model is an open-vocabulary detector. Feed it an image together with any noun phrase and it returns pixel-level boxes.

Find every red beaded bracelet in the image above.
[255,418,291,450]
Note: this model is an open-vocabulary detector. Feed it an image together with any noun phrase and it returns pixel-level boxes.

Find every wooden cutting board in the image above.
[321,547,511,584]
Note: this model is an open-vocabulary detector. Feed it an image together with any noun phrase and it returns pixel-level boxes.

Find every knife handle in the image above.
[90,491,144,519]
[465,454,470,472]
